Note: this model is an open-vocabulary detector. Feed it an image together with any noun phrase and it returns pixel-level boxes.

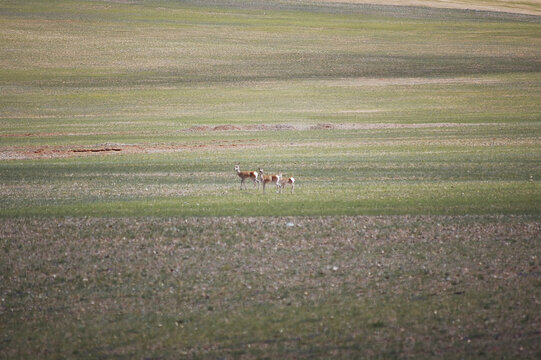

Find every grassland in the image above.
[2,216,540,359]
[1,0,540,358]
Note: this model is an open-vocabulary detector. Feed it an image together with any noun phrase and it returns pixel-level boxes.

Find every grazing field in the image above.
[2,216,540,358]
[1,0,540,358]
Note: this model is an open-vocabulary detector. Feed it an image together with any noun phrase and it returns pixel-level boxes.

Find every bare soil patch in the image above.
[0,141,262,160]
[71,147,122,153]
[212,124,241,131]
[184,124,297,132]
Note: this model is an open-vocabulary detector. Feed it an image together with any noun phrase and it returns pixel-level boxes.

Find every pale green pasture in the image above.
[1,124,540,216]
[0,0,540,217]
[1,1,541,358]
[1,0,540,131]
[2,181,539,217]
[2,73,541,135]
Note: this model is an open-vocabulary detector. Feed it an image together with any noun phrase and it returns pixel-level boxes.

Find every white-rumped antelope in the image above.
[258,168,281,193]
[234,164,259,190]
[278,176,295,194]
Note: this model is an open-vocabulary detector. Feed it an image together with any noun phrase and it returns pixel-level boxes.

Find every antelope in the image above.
[278,175,295,194]
[234,164,260,190]
[258,168,281,193]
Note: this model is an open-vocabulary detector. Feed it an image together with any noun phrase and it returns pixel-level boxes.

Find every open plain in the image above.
[1,0,540,358]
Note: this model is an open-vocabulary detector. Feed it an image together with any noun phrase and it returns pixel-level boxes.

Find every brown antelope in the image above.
[258,168,281,193]
[234,164,259,190]
[278,175,295,194]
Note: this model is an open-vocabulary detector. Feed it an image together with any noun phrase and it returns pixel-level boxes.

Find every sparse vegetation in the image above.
[1,216,540,358]
[0,0,540,358]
